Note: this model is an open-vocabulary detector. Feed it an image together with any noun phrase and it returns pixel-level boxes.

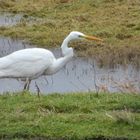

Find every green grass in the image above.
[0,92,140,140]
[0,0,140,66]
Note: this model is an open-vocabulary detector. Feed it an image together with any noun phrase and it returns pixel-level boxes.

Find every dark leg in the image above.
[23,78,31,91]
[35,81,40,98]
[26,79,31,90]
[23,82,28,90]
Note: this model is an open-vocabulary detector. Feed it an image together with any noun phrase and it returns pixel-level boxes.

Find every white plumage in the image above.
[0,48,54,79]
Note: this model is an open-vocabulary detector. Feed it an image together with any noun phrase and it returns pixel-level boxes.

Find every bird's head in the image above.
[61,31,103,57]
[68,31,103,42]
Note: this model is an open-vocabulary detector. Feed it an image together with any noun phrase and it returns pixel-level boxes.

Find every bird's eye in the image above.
[78,35,84,38]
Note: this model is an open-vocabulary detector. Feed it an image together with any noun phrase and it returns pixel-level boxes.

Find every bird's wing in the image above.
[0,48,55,78]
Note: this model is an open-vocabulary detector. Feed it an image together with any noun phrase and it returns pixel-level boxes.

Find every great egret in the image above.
[0,31,102,90]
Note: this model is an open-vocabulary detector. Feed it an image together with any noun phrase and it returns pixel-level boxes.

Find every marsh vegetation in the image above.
[0,1,140,139]
[0,0,140,66]
[0,0,140,93]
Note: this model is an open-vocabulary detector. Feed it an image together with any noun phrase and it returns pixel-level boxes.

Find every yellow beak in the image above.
[84,35,103,42]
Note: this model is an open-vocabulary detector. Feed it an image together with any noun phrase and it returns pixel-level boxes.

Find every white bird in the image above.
[0,31,102,90]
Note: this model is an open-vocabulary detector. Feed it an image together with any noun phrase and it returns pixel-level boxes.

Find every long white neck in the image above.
[45,35,73,75]
[61,35,71,56]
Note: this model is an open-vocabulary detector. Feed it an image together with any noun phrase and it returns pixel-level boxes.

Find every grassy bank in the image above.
[0,0,140,66]
[0,92,140,140]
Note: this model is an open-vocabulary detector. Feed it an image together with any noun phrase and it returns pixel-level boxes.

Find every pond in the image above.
[0,13,45,27]
[0,13,22,27]
[0,37,139,94]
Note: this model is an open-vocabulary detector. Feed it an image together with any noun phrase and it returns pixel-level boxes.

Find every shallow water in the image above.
[0,38,139,94]
[0,13,22,26]
[0,13,45,27]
